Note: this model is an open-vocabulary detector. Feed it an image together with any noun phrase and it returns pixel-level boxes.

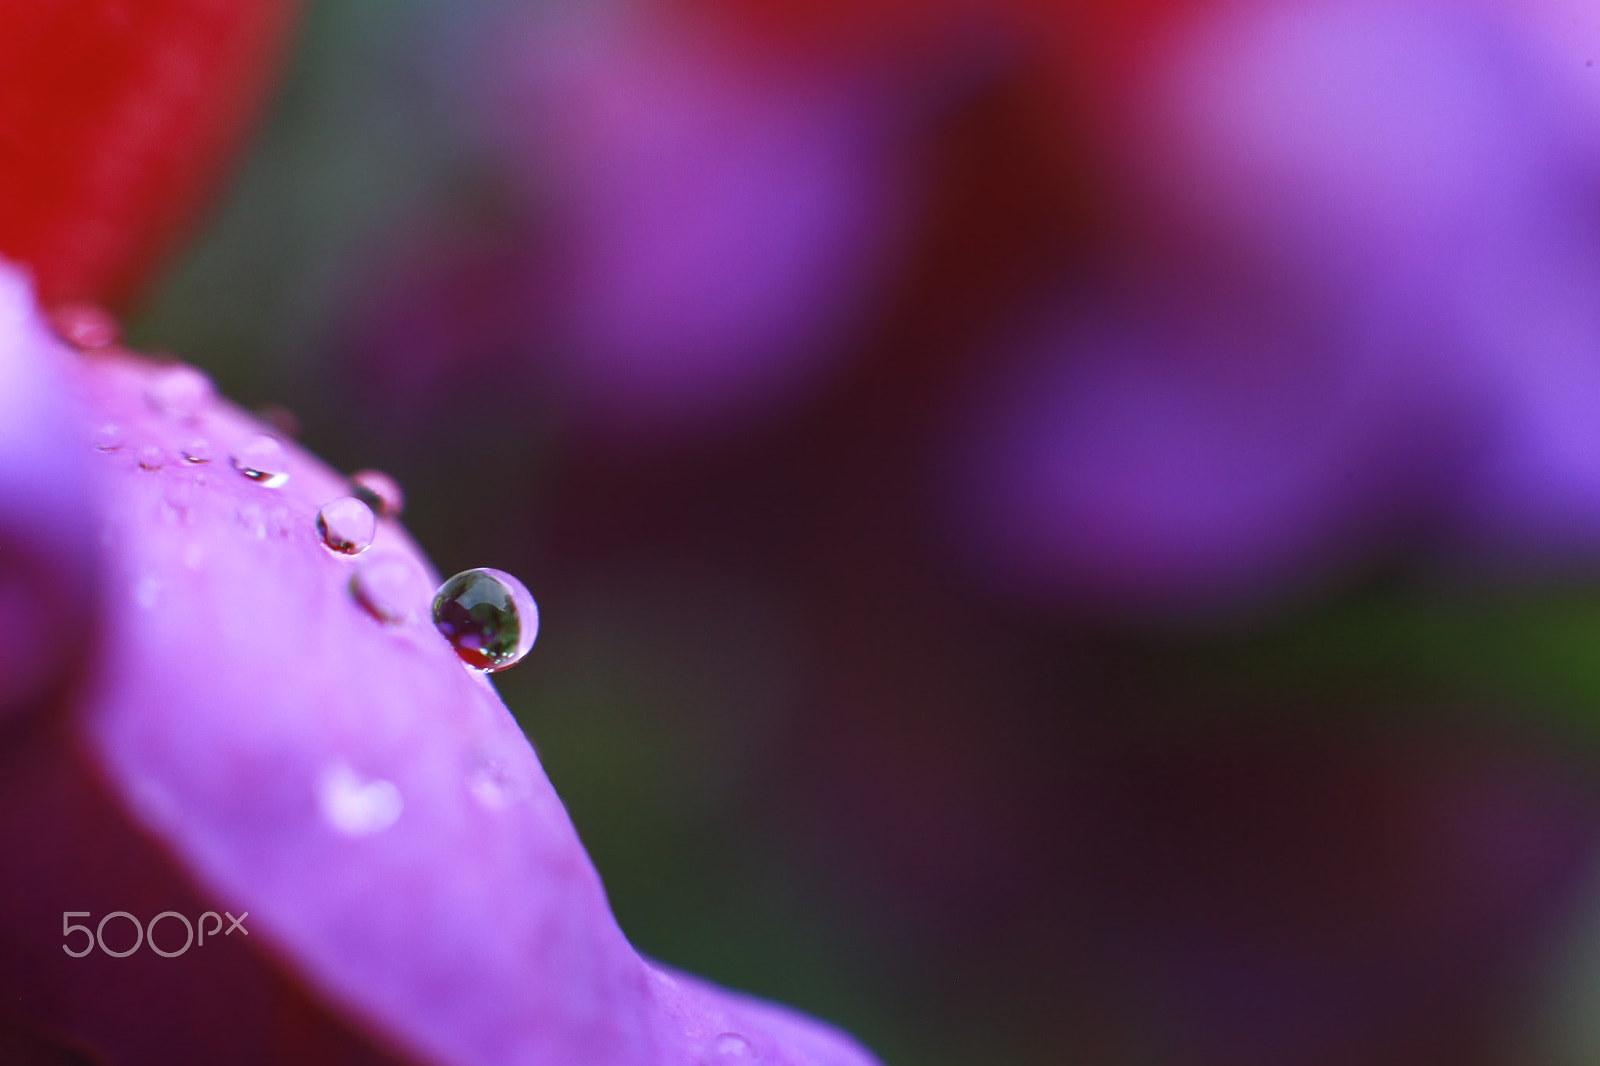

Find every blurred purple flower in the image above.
[949,0,1600,614]
[0,261,879,1065]
[347,4,928,450]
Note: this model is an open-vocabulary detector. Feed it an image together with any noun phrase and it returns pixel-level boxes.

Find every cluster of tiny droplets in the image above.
[85,356,539,674]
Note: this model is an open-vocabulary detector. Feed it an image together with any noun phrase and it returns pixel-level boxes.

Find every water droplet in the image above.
[236,502,268,539]
[50,304,119,350]
[268,505,295,538]
[145,365,212,419]
[316,497,376,555]
[349,469,405,519]
[350,553,429,624]
[706,1033,757,1062]
[134,575,161,610]
[92,424,123,452]
[231,435,289,487]
[468,763,519,810]
[431,568,539,672]
[181,438,212,463]
[137,445,165,471]
[318,762,402,836]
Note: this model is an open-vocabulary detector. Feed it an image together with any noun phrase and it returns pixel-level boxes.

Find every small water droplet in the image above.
[706,1033,756,1062]
[318,762,402,836]
[134,575,161,610]
[468,764,519,810]
[145,365,212,419]
[50,304,119,350]
[268,505,295,538]
[231,435,289,487]
[316,497,376,555]
[93,424,123,452]
[137,445,165,471]
[237,502,268,539]
[431,568,539,672]
[181,438,212,463]
[350,553,429,624]
[349,469,405,519]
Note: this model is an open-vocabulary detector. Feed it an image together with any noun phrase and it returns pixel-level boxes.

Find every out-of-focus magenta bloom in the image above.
[350,4,928,447]
[950,0,1600,614]
[0,261,879,1065]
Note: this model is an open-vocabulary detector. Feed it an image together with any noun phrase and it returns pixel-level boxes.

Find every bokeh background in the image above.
[123,0,1600,1063]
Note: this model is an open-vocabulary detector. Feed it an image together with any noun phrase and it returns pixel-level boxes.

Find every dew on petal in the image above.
[350,553,430,624]
[237,502,268,540]
[137,445,165,471]
[181,438,212,463]
[93,424,123,452]
[145,364,212,419]
[706,1033,757,1062]
[231,434,289,487]
[349,469,405,519]
[316,496,377,555]
[318,762,403,836]
[431,568,539,672]
[50,303,119,350]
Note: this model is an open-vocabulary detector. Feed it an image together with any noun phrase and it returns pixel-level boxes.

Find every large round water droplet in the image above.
[231,434,289,487]
[350,553,429,625]
[316,496,376,555]
[431,568,539,672]
[349,469,404,519]
[146,364,212,419]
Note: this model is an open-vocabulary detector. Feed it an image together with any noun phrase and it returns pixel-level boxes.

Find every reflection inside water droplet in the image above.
[350,553,429,624]
[349,469,404,519]
[231,435,289,487]
[431,568,539,672]
[317,497,376,555]
[93,425,123,452]
[146,365,212,419]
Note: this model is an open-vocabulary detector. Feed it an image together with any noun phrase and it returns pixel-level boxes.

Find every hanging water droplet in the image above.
[145,364,212,419]
[93,424,123,452]
[137,445,165,471]
[350,553,429,625]
[349,469,405,519]
[706,1033,757,1062]
[431,568,539,672]
[317,497,375,555]
[231,434,289,487]
[50,303,119,350]
[181,438,212,463]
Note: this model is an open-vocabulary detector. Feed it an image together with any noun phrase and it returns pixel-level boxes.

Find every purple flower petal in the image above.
[0,262,879,1066]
